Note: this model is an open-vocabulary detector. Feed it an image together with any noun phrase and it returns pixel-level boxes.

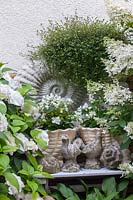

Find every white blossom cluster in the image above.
[103,38,133,77]
[0,83,24,107]
[119,162,133,176]
[16,133,38,152]
[87,80,104,103]
[105,0,133,28]
[0,112,8,132]
[124,122,133,139]
[39,93,73,112]
[71,103,96,126]
[104,82,132,106]
[51,116,61,125]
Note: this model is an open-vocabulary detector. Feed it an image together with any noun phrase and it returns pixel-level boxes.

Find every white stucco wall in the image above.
[0,0,109,70]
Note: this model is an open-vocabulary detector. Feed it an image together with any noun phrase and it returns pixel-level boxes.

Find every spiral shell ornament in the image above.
[15,61,87,109]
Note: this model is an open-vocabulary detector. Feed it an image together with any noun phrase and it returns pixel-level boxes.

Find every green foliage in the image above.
[51,177,131,200]
[31,16,126,86]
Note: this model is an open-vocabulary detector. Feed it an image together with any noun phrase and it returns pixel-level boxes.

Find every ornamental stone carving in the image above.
[40,127,131,173]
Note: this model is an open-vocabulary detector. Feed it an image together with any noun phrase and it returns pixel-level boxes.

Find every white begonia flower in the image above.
[0,83,24,107]
[0,113,8,132]
[52,116,61,125]
[0,84,11,99]
[16,133,38,152]
[8,90,24,107]
[35,129,49,145]
[6,173,24,195]
[124,122,133,139]
[3,72,21,89]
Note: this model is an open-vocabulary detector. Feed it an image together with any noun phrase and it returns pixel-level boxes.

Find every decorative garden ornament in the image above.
[80,128,102,169]
[61,134,83,172]
[15,61,87,109]
[40,128,78,173]
[39,127,131,173]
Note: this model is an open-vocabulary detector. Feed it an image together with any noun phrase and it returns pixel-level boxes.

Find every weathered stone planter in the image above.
[39,127,131,173]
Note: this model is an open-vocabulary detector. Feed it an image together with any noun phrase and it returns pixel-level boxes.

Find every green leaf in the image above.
[80,179,89,195]
[94,188,104,200]
[26,152,38,170]
[2,145,17,153]
[18,169,29,176]
[9,125,21,134]
[0,154,10,168]
[57,183,75,198]
[51,191,64,200]
[27,180,38,192]
[2,67,15,73]
[0,194,10,200]
[0,183,8,194]
[18,84,33,95]
[4,172,19,191]
[0,62,4,67]
[37,184,47,196]
[117,180,129,192]
[10,114,24,120]
[86,193,97,200]
[37,171,53,179]
[102,177,116,195]
[12,120,25,126]
[104,192,119,200]
[108,121,119,127]
[67,195,80,200]
[22,161,34,175]
[30,130,41,138]
[0,102,7,114]
[34,138,47,149]
[32,192,40,200]
[125,195,133,200]
[118,120,126,128]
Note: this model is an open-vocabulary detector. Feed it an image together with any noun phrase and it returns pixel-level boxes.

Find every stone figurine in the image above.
[61,134,83,172]
[39,127,130,173]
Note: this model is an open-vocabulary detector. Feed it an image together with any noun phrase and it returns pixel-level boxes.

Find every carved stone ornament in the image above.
[39,127,131,173]
[15,61,87,109]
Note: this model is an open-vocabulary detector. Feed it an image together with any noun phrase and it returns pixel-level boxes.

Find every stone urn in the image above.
[80,128,102,169]
[40,128,77,173]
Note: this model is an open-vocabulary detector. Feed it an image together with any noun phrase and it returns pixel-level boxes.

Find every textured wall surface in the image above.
[0,0,109,69]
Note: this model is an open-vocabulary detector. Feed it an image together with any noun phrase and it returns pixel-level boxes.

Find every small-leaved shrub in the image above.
[30,16,126,86]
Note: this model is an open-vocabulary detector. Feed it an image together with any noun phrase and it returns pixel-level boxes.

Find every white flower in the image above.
[0,83,24,107]
[124,122,133,139]
[6,173,24,195]
[103,38,133,78]
[0,113,8,132]
[82,103,89,109]
[39,93,73,112]
[8,90,24,107]
[0,84,11,99]
[52,116,61,125]
[35,129,49,145]
[29,106,41,120]
[104,82,132,106]
[3,72,21,89]
[16,133,38,152]
[119,162,133,176]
